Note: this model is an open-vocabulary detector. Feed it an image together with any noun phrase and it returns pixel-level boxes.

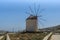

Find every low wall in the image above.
[43,32,53,40]
[0,36,4,40]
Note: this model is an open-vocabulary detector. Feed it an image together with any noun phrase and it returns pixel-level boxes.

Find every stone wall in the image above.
[26,19,37,32]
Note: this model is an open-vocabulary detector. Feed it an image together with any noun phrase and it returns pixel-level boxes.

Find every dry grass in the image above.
[9,32,49,40]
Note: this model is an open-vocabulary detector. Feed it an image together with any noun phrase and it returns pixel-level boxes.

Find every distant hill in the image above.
[39,25,60,32]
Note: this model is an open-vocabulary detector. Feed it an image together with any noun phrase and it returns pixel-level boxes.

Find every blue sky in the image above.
[0,0,60,31]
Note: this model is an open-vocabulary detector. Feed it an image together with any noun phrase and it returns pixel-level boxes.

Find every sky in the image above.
[0,0,60,31]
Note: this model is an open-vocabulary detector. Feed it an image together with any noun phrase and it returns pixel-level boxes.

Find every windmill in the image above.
[26,5,45,32]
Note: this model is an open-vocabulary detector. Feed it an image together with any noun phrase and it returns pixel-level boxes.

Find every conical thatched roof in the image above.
[26,15,37,20]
